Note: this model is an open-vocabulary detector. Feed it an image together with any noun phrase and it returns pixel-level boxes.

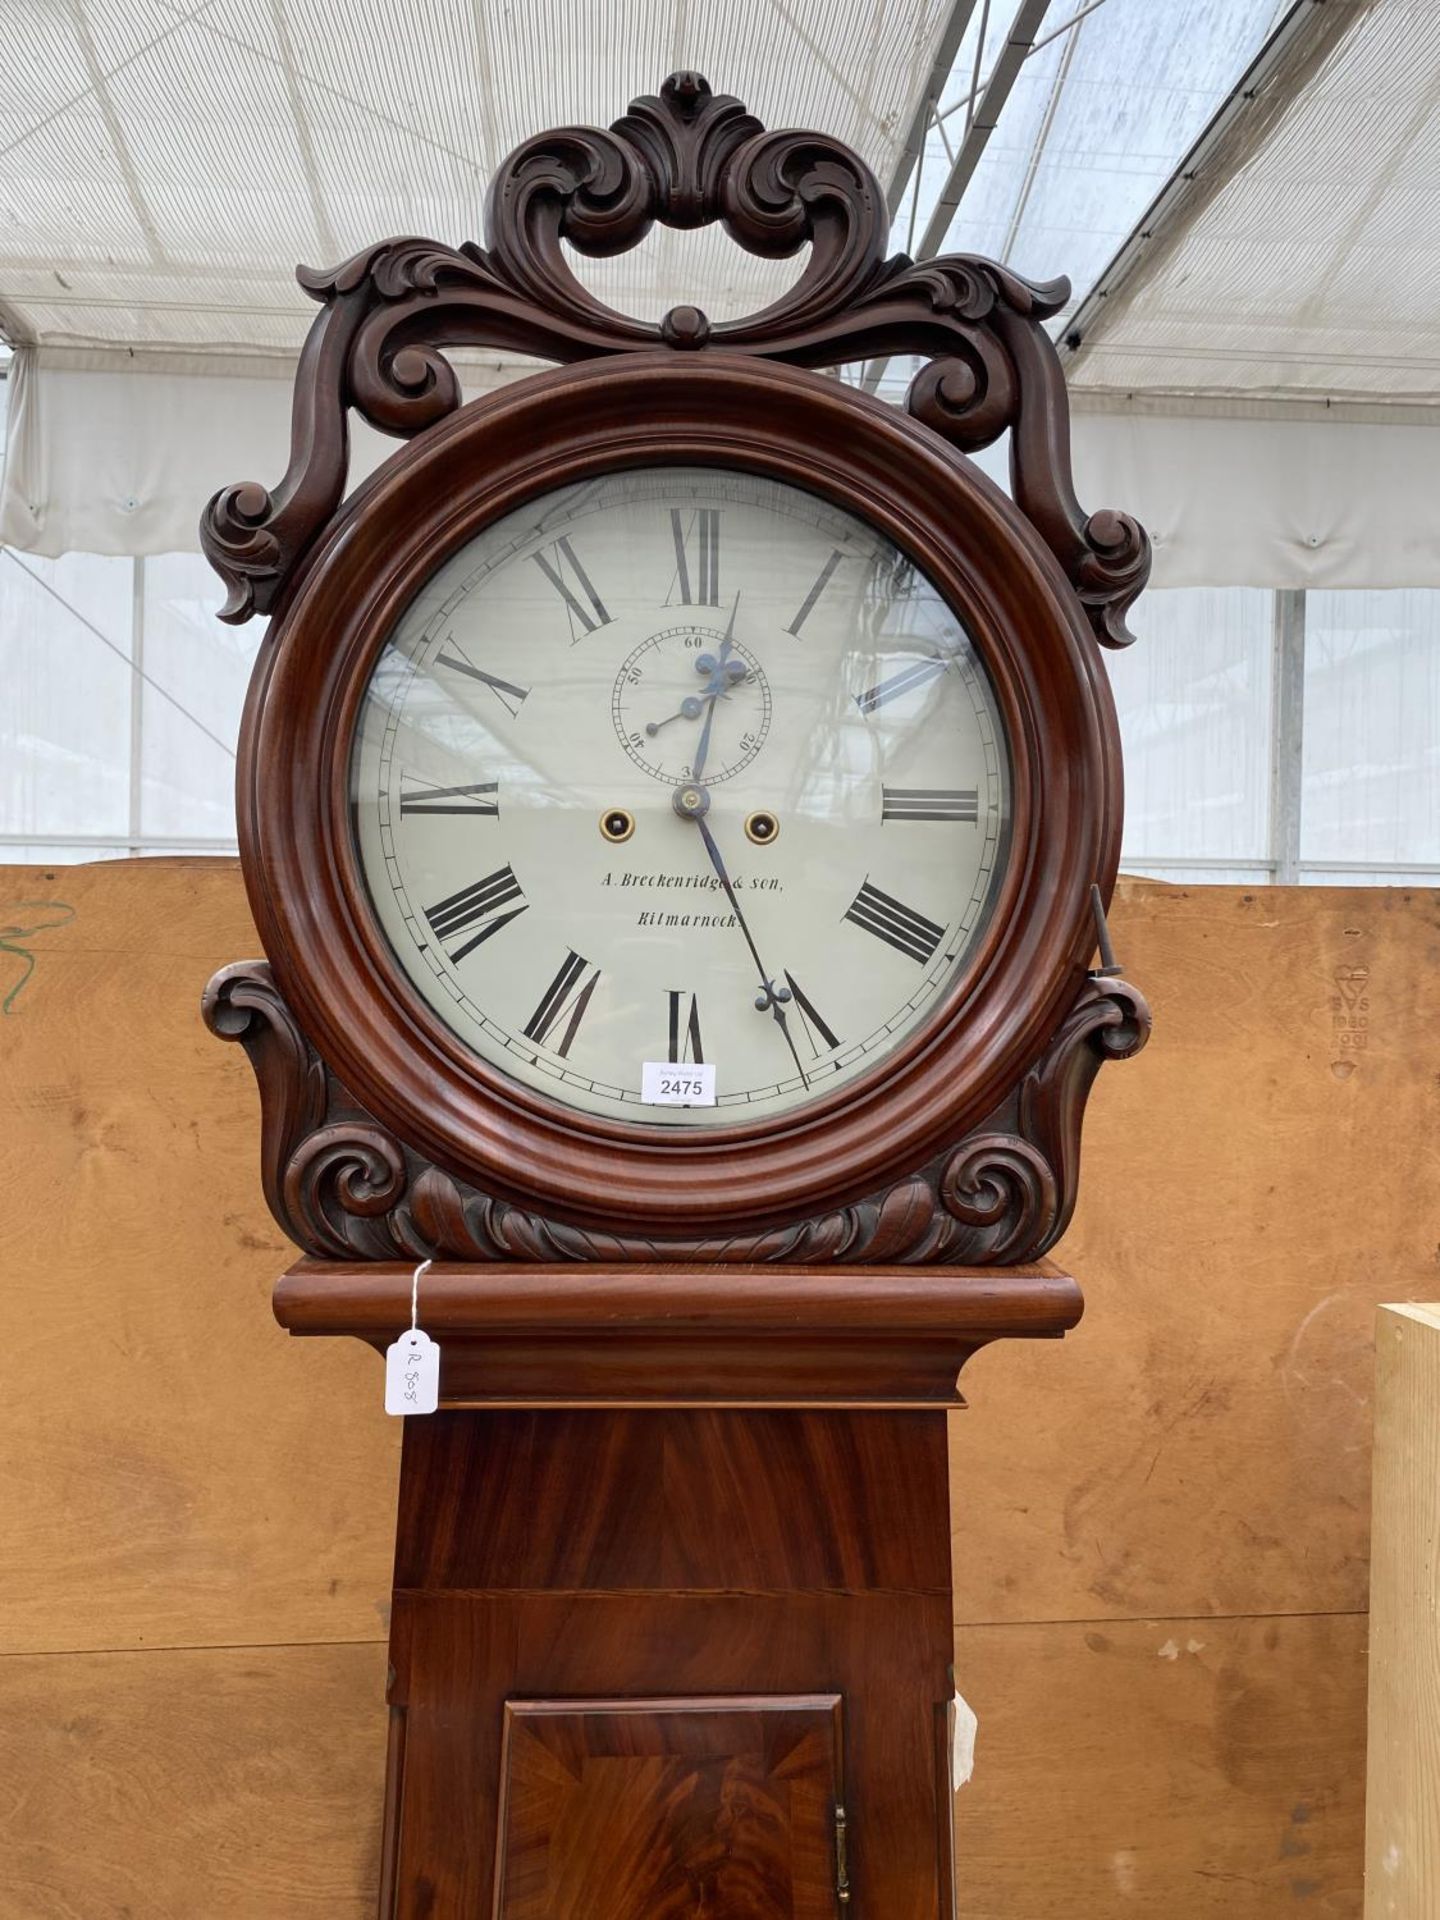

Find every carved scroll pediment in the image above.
[201,71,1149,646]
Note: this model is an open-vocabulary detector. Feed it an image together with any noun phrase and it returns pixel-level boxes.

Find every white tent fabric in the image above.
[1061,401,1440,590]
[0,343,526,553]
[910,0,1284,334]
[1070,0,1440,403]
[4,0,1440,580]
[0,0,958,355]
[9,343,1440,590]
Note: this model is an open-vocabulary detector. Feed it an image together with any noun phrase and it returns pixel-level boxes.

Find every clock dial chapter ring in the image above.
[246,352,1117,1229]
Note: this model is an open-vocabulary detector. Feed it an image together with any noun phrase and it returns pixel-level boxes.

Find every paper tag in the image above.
[641,1060,717,1106]
[384,1328,440,1416]
[950,1689,978,1790]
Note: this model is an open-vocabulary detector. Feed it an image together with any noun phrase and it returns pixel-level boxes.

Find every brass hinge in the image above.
[835,1802,851,1907]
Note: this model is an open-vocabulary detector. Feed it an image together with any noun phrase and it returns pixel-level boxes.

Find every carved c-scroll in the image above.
[200,71,1149,644]
[203,961,1150,1268]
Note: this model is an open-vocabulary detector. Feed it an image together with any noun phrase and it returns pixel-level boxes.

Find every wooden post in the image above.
[1365,1303,1440,1917]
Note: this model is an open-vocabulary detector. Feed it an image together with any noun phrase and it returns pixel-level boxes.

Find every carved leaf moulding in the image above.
[202,962,1150,1269]
[200,70,1150,646]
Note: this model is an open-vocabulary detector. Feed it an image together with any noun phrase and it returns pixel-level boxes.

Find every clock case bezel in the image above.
[237,350,1113,1237]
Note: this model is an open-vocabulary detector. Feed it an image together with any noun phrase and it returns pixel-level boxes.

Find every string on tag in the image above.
[385,1259,440,1417]
[411,1257,432,1332]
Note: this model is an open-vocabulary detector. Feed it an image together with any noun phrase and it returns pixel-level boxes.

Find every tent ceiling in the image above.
[2,0,1436,410]
[905,0,1284,332]
[1068,0,1440,404]
[864,0,1287,402]
[0,0,958,356]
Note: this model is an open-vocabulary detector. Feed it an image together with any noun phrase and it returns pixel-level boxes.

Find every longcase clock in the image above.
[203,71,1150,1919]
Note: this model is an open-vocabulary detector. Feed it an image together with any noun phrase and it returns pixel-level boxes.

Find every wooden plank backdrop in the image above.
[1364,1303,1440,1918]
[4,859,1434,1916]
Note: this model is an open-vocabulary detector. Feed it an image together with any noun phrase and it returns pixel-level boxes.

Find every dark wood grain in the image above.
[383,1409,958,1917]
[196,67,1153,1920]
[272,1260,1083,1406]
[207,349,1147,1259]
[200,73,1148,647]
[494,1697,843,1919]
[392,1410,952,1594]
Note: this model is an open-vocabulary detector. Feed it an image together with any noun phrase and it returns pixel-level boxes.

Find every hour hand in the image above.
[645,695,706,736]
[643,642,746,736]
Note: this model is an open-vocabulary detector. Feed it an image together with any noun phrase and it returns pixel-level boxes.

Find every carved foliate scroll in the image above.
[203,961,1150,1267]
[201,71,1148,643]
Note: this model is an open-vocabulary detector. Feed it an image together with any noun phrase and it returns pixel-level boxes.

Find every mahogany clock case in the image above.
[236,352,1120,1242]
[195,67,1154,1920]
[203,69,1151,1264]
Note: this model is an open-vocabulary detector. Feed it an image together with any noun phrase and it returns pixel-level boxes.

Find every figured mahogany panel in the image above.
[493,1695,843,1920]
[382,1408,957,1916]
[393,1409,952,1595]
[388,1591,949,1920]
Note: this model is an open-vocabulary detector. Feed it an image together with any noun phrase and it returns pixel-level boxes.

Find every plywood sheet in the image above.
[0,860,1417,1920]
[6,862,1436,1651]
[952,880,1440,1626]
[953,1611,1367,1918]
[0,1639,388,1918]
[0,858,399,1656]
[0,1617,1362,1920]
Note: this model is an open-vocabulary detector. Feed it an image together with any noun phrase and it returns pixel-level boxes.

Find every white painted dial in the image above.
[350,466,1012,1128]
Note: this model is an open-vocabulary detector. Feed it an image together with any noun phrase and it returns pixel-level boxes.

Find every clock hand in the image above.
[645,694,707,736]
[689,593,741,785]
[674,787,810,1090]
[641,597,747,740]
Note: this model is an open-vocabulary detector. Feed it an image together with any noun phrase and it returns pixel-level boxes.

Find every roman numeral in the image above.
[781,971,840,1056]
[667,508,721,606]
[523,950,601,1057]
[881,787,979,823]
[533,537,611,640]
[855,655,949,715]
[435,648,529,718]
[666,990,704,1064]
[843,879,945,965]
[400,778,499,816]
[425,865,526,963]
[786,550,843,636]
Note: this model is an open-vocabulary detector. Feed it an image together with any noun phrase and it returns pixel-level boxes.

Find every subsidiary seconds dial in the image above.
[350,467,1012,1129]
[613,623,772,786]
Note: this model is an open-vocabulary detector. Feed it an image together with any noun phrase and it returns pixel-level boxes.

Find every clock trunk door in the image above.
[494,1695,847,1918]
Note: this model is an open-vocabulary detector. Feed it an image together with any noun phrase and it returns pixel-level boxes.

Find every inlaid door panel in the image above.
[493,1693,846,1919]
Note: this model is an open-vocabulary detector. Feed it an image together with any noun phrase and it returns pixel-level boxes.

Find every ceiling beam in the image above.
[883,0,982,219]
[997,2,1086,261]
[1060,0,1366,367]
[863,0,1054,393]
[911,0,1054,260]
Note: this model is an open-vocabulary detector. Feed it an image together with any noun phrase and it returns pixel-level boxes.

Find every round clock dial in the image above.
[351,466,1012,1129]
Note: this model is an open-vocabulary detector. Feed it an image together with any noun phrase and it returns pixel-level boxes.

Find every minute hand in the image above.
[691,811,810,1089]
[690,591,740,784]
